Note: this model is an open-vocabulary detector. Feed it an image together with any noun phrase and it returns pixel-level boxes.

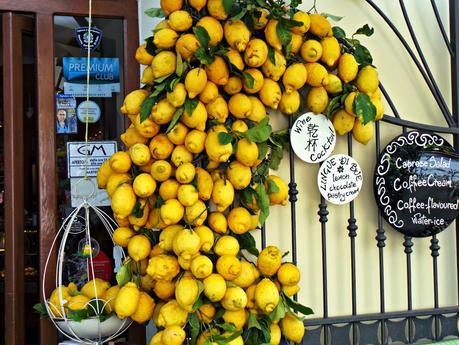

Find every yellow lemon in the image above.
[153,28,179,49]
[270,323,282,345]
[184,130,207,155]
[133,173,157,198]
[236,138,259,167]
[167,83,187,108]
[114,282,140,319]
[132,114,160,138]
[283,63,307,94]
[175,162,195,184]
[325,73,343,94]
[67,295,90,311]
[226,161,251,190]
[120,89,149,115]
[147,254,180,281]
[352,119,375,145]
[228,93,252,118]
[243,68,264,94]
[290,33,303,55]
[232,120,248,132]
[223,76,243,95]
[159,224,184,251]
[140,275,155,293]
[151,160,172,182]
[216,255,242,280]
[224,20,251,52]
[259,78,281,109]
[195,225,214,252]
[131,291,155,324]
[175,33,200,60]
[159,179,180,200]
[189,0,206,11]
[255,278,279,314]
[264,19,282,51]
[356,65,379,94]
[160,199,185,225]
[301,39,322,63]
[309,13,332,37]
[214,235,240,256]
[292,11,311,34]
[156,300,188,328]
[195,167,213,200]
[207,0,228,20]
[208,211,228,234]
[141,66,154,84]
[177,184,199,207]
[197,16,223,46]
[257,246,282,276]
[167,122,189,146]
[223,309,247,330]
[266,175,288,205]
[172,228,201,259]
[181,100,208,131]
[199,81,219,104]
[160,0,183,15]
[261,49,286,81]
[185,67,208,99]
[283,284,300,296]
[171,145,193,167]
[244,38,268,67]
[128,234,152,261]
[168,10,192,32]
[154,280,176,301]
[205,130,233,162]
[332,109,356,135]
[110,151,132,173]
[112,184,136,218]
[305,62,329,87]
[151,51,177,79]
[281,313,305,343]
[191,255,213,279]
[211,179,235,212]
[226,48,245,71]
[279,90,301,115]
[162,325,186,345]
[97,160,114,189]
[248,96,267,123]
[175,276,200,311]
[232,261,257,288]
[206,96,229,123]
[205,56,229,86]
[151,98,176,125]
[121,126,147,148]
[321,36,341,68]
[197,304,216,324]
[344,91,357,116]
[135,44,154,65]
[227,207,252,234]
[221,286,247,311]
[307,86,329,114]
[253,8,268,29]
[184,200,208,226]
[103,285,120,313]
[149,134,174,160]
[373,97,385,120]
[277,262,301,286]
[338,53,359,83]
[203,273,227,302]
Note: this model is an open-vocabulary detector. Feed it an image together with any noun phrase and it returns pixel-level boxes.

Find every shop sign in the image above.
[374,130,459,237]
[318,154,363,205]
[62,57,120,97]
[77,100,101,123]
[75,26,103,51]
[67,141,117,178]
[290,112,336,163]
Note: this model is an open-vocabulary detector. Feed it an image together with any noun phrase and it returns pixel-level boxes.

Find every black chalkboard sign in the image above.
[374,130,459,237]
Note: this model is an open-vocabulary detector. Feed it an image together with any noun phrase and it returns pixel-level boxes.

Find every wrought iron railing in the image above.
[275,1,459,343]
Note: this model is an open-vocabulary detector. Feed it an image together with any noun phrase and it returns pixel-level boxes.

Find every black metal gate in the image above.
[276,1,459,343]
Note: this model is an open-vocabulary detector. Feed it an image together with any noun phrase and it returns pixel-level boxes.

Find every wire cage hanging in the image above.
[42,179,132,344]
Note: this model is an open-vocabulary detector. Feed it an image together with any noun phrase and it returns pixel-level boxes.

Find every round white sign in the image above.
[290,112,336,163]
[77,100,101,123]
[317,154,363,205]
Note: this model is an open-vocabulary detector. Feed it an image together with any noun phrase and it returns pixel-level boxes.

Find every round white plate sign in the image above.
[290,112,336,163]
[317,154,363,205]
[77,100,101,123]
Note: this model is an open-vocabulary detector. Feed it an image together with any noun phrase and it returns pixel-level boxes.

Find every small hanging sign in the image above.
[318,154,363,205]
[77,100,101,123]
[290,112,336,163]
[374,130,459,237]
[75,26,103,51]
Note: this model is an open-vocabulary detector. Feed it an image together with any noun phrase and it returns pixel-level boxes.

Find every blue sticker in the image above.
[75,26,103,51]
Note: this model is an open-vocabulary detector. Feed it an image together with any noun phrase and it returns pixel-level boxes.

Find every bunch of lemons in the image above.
[95,0,382,343]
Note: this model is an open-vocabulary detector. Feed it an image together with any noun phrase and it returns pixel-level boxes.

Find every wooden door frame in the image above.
[0,1,140,344]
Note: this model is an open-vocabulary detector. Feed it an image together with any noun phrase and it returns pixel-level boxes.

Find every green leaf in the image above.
[155,195,165,208]
[283,293,314,316]
[354,44,373,65]
[269,145,284,170]
[131,200,143,218]
[193,26,211,49]
[255,183,270,225]
[247,312,262,330]
[144,8,166,18]
[256,0,269,7]
[144,36,155,56]
[231,8,248,20]
[269,299,286,322]
[175,53,184,77]
[212,329,243,342]
[140,97,155,123]
[268,47,276,64]
[332,26,346,39]
[321,12,344,22]
[185,98,199,115]
[67,309,89,322]
[347,38,361,46]
[192,295,204,311]
[257,142,269,160]
[223,0,235,15]
[194,47,214,65]
[33,303,49,318]
[116,264,131,287]
[189,313,200,345]
[234,232,259,256]
[267,179,280,193]
[166,108,184,133]
[353,93,376,124]
[219,322,238,333]
[354,24,374,37]
[325,95,342,119]
[243,118,272,143]
[151,82,167,97]
[242,72,255,89]
[276,21,292,50]
[154,74,172,84]
[218,132,233,145]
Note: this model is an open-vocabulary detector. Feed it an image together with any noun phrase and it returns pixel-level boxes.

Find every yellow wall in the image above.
[138,0,457,319]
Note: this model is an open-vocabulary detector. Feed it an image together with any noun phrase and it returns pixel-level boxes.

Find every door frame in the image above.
[0,1,139,344]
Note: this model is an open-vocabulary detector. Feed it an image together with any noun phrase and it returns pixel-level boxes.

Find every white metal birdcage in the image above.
[42,179,132,344]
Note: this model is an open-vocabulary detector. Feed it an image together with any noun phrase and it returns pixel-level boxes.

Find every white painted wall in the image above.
[137,0,457,320]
